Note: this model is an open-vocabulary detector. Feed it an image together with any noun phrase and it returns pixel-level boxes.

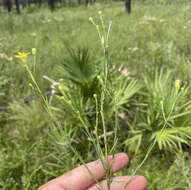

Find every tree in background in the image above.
[27,0,30,6]
[4,0,12,12]
[125,0,131,13]
[38,0,42,7]
[15,0,20,13]
[21,0,27,8]
[48,0,55,11]
[85,0,96,7]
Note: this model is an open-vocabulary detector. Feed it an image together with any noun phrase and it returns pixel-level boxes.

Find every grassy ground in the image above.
[0,2,191,190]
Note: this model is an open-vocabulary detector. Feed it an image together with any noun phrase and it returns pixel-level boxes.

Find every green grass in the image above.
[0,2,191,189]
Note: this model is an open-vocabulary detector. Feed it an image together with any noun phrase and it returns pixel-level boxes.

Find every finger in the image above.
[88,176,148,190]
[38,153,129,190]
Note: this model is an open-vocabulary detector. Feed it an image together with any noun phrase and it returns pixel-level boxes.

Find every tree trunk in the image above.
[28,0,32,7]
[38,0,42,7]
[125,0,131,14]
[15,0,20,14]
[21,0,26,9]
[85,0,89,7]
[48,0,55,11]
[4,0,12,12]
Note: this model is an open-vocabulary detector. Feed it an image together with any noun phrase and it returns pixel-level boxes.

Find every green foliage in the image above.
[58,46,100,98]
[54,46,140,158]
[159,152,191,189]
[126,70,191,152]
[0,2,191,189]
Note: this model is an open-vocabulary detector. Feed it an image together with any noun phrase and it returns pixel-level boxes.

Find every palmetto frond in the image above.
[152,126,191,150]
[110,75,140,111]
[127,68,191,152]
[59,47,99,98]
[61,47,94,83]
[124,132,142,154]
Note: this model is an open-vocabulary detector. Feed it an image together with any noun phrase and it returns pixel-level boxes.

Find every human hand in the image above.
[38,153,147,190]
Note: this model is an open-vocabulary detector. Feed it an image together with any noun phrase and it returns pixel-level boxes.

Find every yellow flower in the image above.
[15,51,30,62]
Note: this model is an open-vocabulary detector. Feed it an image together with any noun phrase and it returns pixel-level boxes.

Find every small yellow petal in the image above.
[15,51,30,62]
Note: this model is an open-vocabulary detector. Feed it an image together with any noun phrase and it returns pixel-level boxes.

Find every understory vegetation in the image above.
[0,2,191,189]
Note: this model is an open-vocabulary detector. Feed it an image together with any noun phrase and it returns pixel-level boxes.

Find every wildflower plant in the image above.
[2,3,191,190]
[58,11,143,190]
[57,12,118,189]
[15,11,191,190]
[16,11,141,189]
[15,9,191,190]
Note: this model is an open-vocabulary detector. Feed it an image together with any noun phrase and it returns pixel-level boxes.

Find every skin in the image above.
[38,153,148,190]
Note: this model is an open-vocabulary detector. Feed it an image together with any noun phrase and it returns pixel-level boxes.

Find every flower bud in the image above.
[89,17,93,22]
[175,79,181,92]
[32,48,37,56]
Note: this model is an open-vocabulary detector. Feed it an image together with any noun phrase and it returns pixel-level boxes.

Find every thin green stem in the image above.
[124,95,180,190]
[24,65,62,130]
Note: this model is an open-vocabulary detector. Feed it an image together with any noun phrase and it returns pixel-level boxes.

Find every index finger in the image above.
[38,153,129,190]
